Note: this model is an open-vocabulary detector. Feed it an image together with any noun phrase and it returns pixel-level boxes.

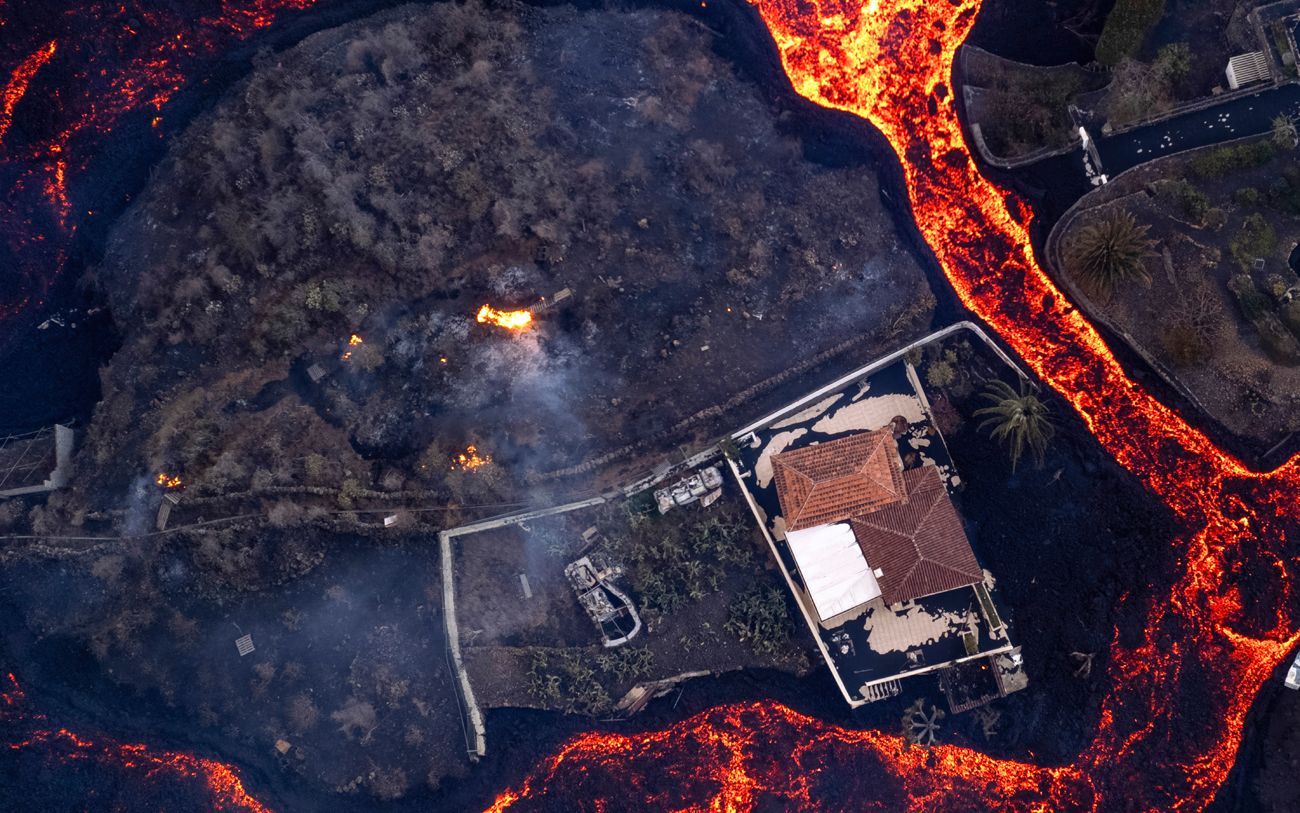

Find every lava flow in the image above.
[0,0,319,323]
[0,674,269,811]
[488,0,1300,811]
[6,0,1300,810]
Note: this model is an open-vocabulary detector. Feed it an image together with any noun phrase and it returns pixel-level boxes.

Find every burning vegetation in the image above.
[476,304,533,331]
[340,333,363,360]
[155,472,182,489]
[452,444,492,471]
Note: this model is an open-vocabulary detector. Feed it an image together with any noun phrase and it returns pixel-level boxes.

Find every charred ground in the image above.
[1,0,935,804]
[39,0,933,532]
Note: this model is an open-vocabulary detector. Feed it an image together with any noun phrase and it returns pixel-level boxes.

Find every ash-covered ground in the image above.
[1,0,934,805]
[39,0,933,531]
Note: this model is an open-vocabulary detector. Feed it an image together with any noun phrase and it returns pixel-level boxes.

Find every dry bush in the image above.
[331,696,378,741]
[288,692,321,732]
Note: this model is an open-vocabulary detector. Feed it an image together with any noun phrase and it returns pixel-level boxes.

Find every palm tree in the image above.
[1064,208,1155,298]
[974,378,1055,471]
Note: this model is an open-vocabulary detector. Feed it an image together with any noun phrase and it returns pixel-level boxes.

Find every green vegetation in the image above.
[1235,186,1262,207]
[975,378,1055,471]
[1103,43,1192,128]
[1155,179,1210,223]
[925,356,957,390]
[1272,115,1298,151]
[1095,0,1166,66]
[725,585,792,655]
[526,650,612,715]
[525,646,657,715]
[1230,214,1278,270]
[979,72,1081,157]
[1282,299,1300,342]
[605,506,754,616]
[1229,275,1300,365]
[974,583,1002,630]
[1190,141,1277,179]
[1064,208,1156,297]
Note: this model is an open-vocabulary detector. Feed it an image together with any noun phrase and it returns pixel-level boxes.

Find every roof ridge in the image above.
[782,463,816,529]
[857,440,902,504]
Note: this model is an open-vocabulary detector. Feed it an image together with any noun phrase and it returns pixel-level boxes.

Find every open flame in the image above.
[155,472,182,489]
[341,333,362,360]
[452,444,492,471]
[476,304,533,331]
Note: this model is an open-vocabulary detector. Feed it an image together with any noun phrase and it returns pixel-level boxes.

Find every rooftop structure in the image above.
[772,429,906,530]
[728,357,1024,710]
[1226,51,1271,89]
[849,465,982,606]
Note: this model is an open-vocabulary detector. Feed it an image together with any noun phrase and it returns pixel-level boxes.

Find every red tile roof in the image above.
[772,429,907,531]
[850,465,981,605]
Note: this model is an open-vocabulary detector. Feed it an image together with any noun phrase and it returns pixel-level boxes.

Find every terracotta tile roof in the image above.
[772,430,906,531]
[850,465,981,605]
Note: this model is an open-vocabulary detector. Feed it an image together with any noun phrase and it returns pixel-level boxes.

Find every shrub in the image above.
[926,360,956,390]
[1190,141,1277,179]
[1229,275,1300,364]
[1159,319,1210,366]
[1235,187,1262,207]
[526,650,612,716]
[1095,0,1166,66]
[1156,179,1209,222]
[1229,214,1277,270]
[1229,274,1272,322]
[726,586,792,655]
[1281,299,1300,342]
[1257,318,1300,365]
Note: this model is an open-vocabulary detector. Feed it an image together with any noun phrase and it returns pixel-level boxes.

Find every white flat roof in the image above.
[786,523,881,621]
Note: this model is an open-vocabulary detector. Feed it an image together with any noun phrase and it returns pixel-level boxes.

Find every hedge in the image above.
[1096,0,1167,66]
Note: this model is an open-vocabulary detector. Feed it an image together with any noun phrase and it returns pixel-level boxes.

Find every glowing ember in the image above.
[0,40,56,149]
[452,445,492,471]
[488,0,1300,810]
[155,472,182,489]
[476,304,533,331]
[340,333,363,360]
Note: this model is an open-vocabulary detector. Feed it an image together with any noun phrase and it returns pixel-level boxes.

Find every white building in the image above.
[1226,51,1270,89]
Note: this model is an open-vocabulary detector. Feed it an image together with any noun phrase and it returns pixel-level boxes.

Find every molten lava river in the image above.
[4,0,1300,810]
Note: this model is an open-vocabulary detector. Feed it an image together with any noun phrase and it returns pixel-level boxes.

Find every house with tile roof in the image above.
[728,353,1025,711]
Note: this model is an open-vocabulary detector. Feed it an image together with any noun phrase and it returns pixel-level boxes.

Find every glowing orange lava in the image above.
[488,0,1300,811]
[0,0,319,324]
[476,304,534,331]
[7,1,1300,810]
[155,472,182,489]
[0,39,55,148]
[0,674,269,812]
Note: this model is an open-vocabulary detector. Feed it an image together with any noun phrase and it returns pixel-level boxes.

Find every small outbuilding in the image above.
[1226,51,1270,89]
